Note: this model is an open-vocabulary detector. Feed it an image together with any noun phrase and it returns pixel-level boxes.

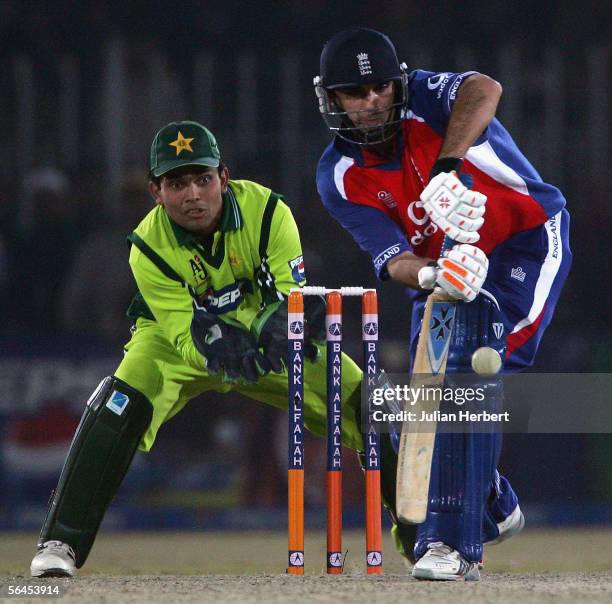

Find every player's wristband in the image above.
[429,157,463,181]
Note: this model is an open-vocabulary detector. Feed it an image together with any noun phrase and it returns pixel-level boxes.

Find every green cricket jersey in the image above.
[126,179,305,371]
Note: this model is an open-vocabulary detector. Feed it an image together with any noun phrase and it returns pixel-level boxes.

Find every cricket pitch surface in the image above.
[1,528,610,603]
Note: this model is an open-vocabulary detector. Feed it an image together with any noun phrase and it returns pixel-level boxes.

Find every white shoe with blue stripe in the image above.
[412,542,481,581]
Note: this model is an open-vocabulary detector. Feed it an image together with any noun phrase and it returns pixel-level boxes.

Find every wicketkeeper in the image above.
[31,121,376,576]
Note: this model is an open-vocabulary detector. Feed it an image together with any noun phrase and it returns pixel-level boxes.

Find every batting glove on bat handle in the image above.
[418,244,489,302]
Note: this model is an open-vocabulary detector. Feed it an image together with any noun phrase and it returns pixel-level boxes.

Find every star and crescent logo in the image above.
[169,131,194,156]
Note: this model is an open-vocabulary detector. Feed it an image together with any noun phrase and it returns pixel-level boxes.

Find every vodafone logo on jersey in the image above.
[426,73,451,99]
[406,199,428,225]
[426,73,450,89]
[406,199,439,246]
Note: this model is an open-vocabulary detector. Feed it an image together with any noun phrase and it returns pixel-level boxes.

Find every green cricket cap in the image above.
[150,120,221,178]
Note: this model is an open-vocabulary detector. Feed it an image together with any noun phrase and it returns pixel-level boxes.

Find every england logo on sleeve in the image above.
[289,255,306,283]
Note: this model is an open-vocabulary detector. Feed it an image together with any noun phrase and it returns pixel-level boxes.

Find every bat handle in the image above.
[437,172,471,256]
[431,235,456,296]
[439,234,455,256]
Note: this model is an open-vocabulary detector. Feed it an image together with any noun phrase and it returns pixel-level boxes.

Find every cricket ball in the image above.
[471,346,502,375]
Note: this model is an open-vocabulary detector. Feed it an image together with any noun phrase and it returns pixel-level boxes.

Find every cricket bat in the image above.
[396,241,457,524]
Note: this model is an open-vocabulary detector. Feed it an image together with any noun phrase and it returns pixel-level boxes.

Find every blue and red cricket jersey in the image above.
[316,70,572,370]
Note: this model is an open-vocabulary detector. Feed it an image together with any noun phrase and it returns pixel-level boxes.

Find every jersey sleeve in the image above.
[317,165,412,280]
[262,199,306,296]
[129,245,206,371]
[408,69,489,144]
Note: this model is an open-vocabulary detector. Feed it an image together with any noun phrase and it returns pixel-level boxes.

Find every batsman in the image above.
[30,120,380,577]
[313,28,572,579]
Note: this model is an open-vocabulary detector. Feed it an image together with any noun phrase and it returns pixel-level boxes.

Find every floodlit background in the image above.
[0,1,609,538]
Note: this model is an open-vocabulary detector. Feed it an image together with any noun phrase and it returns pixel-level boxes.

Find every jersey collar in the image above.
[334,134,403,169]
[169,182,243,246]
[219,183,243,232]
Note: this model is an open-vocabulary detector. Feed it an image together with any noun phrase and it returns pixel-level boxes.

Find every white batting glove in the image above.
[420,172,487,244]
[418,244,489,302]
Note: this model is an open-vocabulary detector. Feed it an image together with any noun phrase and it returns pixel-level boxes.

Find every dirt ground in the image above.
[1,528,611,603]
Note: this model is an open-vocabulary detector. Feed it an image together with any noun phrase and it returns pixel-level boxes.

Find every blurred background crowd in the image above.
[0,1,609,531]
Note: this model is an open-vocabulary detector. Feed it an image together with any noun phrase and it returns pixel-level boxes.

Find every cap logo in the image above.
[169,131,195,156]
[357,52,372,76]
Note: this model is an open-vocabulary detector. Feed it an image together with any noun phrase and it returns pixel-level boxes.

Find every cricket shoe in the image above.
[487,503,525,545]
[30,540,76,577]
[412,542,481,581]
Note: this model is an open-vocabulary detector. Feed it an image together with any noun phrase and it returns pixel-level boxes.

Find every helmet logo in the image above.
[356,52,372,76]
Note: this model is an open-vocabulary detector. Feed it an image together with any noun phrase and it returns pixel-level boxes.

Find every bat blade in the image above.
[396,290,456,524]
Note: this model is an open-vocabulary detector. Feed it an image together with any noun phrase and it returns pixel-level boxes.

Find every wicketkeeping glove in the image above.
[420,171,487,244]
[251,300,288,374]
[191,309,271,382]
[417,244,489,302]
[251,295,325,372]
[303,295,326,361]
